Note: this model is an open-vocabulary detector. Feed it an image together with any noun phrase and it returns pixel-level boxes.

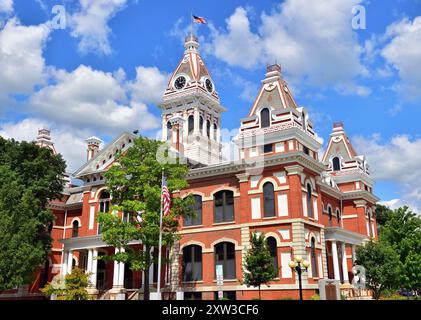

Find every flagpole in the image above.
[190,11,193,36]
[157,170,164,300]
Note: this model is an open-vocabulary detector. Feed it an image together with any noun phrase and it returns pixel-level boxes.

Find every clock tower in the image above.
[159,34,225,166]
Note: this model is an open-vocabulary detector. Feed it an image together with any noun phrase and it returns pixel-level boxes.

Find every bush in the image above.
[310,294,320,300]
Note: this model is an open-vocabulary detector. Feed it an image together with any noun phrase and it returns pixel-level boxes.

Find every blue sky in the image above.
[0,0,421,211]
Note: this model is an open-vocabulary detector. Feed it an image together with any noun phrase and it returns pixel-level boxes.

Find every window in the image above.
[260,108,270,128]
[302,112,306,129]
[307,184,313,218]
[310,238,317,278]
[332,157,341,171]
[206,120,210,138]
[214,242,236,279]
[123,212,130,223]
[188,115,194,134]
[263,182,276,217]
[72,220,79,237]
[185,292,202,300]
[214,190,234,223]
[182,245,202,281]
[328,206,332,223]
[214,291,236,300]
[336,209,341,223]
[263,144,273,153]
[266,237,278,274]
[303,146,310,155]
[167,121,172,140]
[184,195,202,226]
[99,191,111,213]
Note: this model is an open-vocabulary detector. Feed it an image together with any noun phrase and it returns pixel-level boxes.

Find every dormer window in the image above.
[332,157,341,171]
[260,108,270,128]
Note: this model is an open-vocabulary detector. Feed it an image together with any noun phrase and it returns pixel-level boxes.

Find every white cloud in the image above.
[0,0,13,14]
[30,65,160,135]
[205,1,369,95]
[381,16,421,100]
[353,134,421,212]
[206,7,262,69]
[0,18,50,102]
[129,66,169,105]
[69,0,128,55]
[0,118,88,172]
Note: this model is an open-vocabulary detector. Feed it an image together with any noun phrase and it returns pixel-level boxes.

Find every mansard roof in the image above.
[322,122,359,162]
[247,64,299,117]
[73,132,137,179]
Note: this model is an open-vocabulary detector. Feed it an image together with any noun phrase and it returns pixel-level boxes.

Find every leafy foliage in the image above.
[243,232,277,299]
[41,267,91,300]
[355,240,401,300]
[97,136,193,299]
[0,137,66,290]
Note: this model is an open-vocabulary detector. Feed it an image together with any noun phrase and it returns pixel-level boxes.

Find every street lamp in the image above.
[289,255,310,301]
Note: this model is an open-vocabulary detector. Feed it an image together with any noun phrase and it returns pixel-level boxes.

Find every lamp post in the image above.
[289,255,310,301]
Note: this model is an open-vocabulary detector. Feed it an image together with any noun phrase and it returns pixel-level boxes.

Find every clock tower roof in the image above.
[161,34,220,106]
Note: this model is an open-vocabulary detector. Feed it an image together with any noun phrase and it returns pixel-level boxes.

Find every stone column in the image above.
[351,245,356,263]
[162,116,167,141]
[210,114,215,141]
[91,249,98,289]
[113,248,120,288]
[61,250,68,276]
[341,243,349,283]
[66,251,74,275]
[292,221,308,284]
[118,248,125,288]
[331,241,340,281]
[194,107,200,134]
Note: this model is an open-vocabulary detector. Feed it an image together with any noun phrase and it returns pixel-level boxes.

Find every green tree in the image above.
[375,204,393,227]
[41,267,91,300]
[355,240,401,300]
[243,233,277,299]
[97,136,193,300]
[380,206,421,296]
[0,137,66,290]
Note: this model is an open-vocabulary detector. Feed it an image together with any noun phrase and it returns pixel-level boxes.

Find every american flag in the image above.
[162,176,170,216]
[192,15,206,24]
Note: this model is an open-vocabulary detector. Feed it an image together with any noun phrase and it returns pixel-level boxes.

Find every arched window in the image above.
[336,209,341,224]
[214,242,236,279]
[367,209,372,237]
[260,108,270,128]
[328,206,332,224]
[214,190,235,223]
[310,238,318,278]
[332,157,341,171]
[72,220,79,237]
[199,116,204,133]
[182,245,203,281]
[266,237,278,273]
[184,195,202,226]
[99,191,111,213]
[206,120,210,138]
[263,182,275,217]
[188,115,194,134]
[306,184,313,218]
[302,111,306,129]
[166,121,172,140]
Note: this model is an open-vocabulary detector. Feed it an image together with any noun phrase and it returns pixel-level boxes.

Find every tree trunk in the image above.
[258,285,261,300]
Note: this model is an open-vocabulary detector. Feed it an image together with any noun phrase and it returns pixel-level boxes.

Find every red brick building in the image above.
[1,35,378,300]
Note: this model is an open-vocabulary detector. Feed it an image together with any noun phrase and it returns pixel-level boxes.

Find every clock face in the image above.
[205,78,213,93]
[174,76,186,90]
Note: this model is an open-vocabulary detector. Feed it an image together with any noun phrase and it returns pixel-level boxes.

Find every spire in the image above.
[184,34,199,52]
[35,128,57,154]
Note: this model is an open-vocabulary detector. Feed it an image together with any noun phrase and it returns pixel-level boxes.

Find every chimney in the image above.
[85,136,102,161]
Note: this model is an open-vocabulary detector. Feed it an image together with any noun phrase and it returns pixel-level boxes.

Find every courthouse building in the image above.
[0,35,378,300]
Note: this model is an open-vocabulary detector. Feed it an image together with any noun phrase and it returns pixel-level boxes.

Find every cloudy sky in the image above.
[0,0,421,212]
